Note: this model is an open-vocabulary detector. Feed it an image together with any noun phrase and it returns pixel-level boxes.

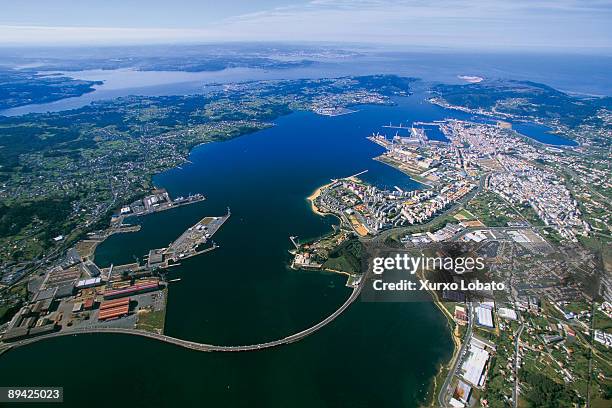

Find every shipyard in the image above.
[0,190,229,343]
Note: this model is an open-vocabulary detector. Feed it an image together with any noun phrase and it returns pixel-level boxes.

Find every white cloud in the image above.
[212,0,612,49]
[0,1,610,50]
[0,25,222,45]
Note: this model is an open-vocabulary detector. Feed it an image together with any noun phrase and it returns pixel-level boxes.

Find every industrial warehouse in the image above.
[1,263,168,342]
[0,208,231,343]
[459,337,494,389]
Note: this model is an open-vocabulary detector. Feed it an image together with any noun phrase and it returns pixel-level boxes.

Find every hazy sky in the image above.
[1,0,611,52]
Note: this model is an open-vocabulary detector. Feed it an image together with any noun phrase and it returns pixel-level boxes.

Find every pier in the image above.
[163,210,229,263]
[289,236,300,250]
[382,122,409,129]
[345,169,368,179]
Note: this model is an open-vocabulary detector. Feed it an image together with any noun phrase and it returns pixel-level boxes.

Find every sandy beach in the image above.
[307,182,334,216]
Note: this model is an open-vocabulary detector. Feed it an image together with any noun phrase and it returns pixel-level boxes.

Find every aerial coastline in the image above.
[307,183,333,217]
[0,0,611,406]
[1,59,611,407]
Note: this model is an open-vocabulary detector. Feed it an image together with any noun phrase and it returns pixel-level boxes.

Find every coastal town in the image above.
[0,71,609,407]
[294,117,611,407]
[0,1,611,405]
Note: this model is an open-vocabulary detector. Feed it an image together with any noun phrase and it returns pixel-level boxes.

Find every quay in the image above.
[162,209,230,264]
[114,189,205,225]
[113,224,142,234]
[289,236,300,250]
[382,122,409,129]
[336,169,368,182]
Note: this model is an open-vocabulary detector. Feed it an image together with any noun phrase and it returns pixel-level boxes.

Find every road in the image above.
[2,278,363,354]
[438,302,474,407]
[512,323,524,408]
[586,298,597,408]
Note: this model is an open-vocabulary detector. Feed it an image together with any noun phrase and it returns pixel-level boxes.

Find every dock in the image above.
[117,191,206,222]
[346,169,368,179]
[382,122,410,129]
[162,209,230,263]
[289,236,300,250]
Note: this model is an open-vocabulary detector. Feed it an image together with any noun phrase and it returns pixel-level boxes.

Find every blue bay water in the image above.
[95,94,456,347]
[1,94,456,408]
[2,51,611,116]
[510,122,578,146]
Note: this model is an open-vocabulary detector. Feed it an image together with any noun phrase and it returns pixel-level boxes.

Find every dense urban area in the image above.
[294,80,611,407]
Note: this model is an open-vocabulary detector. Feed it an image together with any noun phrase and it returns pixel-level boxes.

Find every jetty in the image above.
[162,209,230,264]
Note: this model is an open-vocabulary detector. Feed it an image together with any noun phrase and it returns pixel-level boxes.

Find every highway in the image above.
[512,323,525,408]
[2,278,363,354]
[438,302,474,407]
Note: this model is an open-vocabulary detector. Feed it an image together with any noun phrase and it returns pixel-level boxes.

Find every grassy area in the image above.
[465,191,519,227]
[578,234,612,251]
[593,310,612,331]
[516,204,545,226]
[541,299,565,321]
[8,282,27,297]
[135,289,167,334]
[453,208,476,221]
[482,354,513,408]
[322,238,362,274]
[0,304,10,321]
[136,309,166,334]
[564,300,591,314]
[519,366,583,407]
[541,227,564,245]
